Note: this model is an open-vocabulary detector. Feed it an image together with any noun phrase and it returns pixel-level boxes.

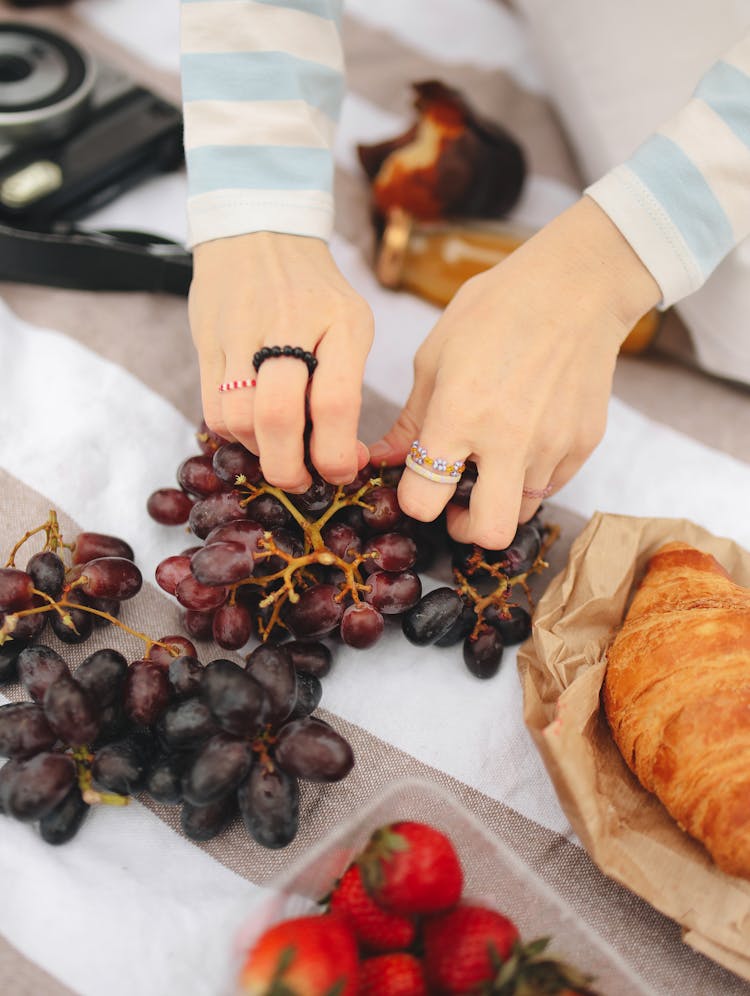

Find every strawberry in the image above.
[329,864,416,953]
[238,913,359,996]
[422,903,519,993]
[359,953,427,996]
[358,821,463,916]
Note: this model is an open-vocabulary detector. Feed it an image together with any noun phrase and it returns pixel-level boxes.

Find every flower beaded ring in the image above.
[405,440,466,485]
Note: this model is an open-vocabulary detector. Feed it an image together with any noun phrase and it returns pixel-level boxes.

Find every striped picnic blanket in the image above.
[1,2,750,994]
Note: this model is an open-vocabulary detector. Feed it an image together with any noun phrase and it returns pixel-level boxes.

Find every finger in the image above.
[356,440,370,470]
[518,461,560,523]
[309,322,372,485]
[220,347,260,454]
[196,342,235,443]
[518,449,586,522]
[446,456,525,550]
[396,399,469,524]
[253,355,312,492]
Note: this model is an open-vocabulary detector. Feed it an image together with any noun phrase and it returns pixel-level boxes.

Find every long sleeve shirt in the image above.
[180,3,750,313]
[180,0,345,248]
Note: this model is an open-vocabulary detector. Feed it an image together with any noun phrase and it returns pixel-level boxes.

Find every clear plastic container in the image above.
[232,778,655,995]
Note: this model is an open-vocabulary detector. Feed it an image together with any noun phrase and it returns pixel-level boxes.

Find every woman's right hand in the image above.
[189,231,374,492]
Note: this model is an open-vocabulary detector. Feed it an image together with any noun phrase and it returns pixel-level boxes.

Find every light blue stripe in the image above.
[180,0,342,21]
[695,60,750,150]
[628,133,734,276]
[185,144,333,195]
[181,51,343,121]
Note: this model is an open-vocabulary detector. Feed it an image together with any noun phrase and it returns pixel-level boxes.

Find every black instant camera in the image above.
[0,21,183,228]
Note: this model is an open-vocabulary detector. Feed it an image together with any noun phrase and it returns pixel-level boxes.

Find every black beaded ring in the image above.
[252,345,318,376]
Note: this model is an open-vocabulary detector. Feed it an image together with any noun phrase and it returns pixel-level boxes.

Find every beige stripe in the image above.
[0,935,77,996]
[2,472,748,993]
[341,12,583,190]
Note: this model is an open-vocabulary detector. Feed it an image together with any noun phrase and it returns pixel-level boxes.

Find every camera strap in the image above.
[0,222,193,296]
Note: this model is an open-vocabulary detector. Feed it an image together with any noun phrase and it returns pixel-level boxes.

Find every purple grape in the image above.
[285,584,345,640]
[245,645,297,726]
[342,464,376,494]
[178,454,226,498]
[213,602,253,650]
[212,442,263,486]
[290,474,336,517]
[285,641,332,678]
[205,519,265,554]
[189,492,252,539]
[17,645,68,703]
[1,597,47,644]
[160,698,218,747]
[123,661,171,727]
[147,636,197,668]
[0,568,34,611]
[497,523,543,576]
[274,717,354,782]
[244,493,293,531]
[484,603,532,645]
[146,754,189,805]
[191,542,254,586]
[75,650,128,708]
[92,738,148,794]
[196,420,227,455]
[450,460,477,508]
[155,555,192,595]
[361,486,402,533]
[50,592,94,645]
[321,523,362,563]
[182,734,254,806]
[238,765,299,849]
[364,570,421,615]
[79,593,122,628]
[434,602,477,648]
[72,532,134,565]
[363,532,417,574]
[78,558,142,601]
[255,527,304,576]
[401,587,463,646]
[340,602,384,649]
[182,608,216,641]
[43,675,100,747]
[0,702,57,758]
[168,655,204,699]
[4,752,77,821]
[175,575,229,611]
[0,645,20,685]
[201,659,270,738]
[26,551,65,600]
[181,793,236,841]
[147,488,194,526]
[463,626,504,679]
[39,785,89,844]
[289,671,322,719]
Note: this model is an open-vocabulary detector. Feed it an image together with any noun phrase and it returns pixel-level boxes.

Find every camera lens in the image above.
[0,54,32,84]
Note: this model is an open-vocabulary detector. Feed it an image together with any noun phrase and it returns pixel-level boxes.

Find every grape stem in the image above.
[455,524,560,640]
[4,510,69,567]
[0,590,183,658]
[72,747,130,807]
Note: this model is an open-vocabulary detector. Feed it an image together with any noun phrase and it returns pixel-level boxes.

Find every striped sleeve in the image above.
[179,0,345,248]
[585,32,750,308]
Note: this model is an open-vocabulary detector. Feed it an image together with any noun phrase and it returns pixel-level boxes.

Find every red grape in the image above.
[78,557,142,600]
[147,488,194,526]
[17,645,68,703]
[364,570,421,614]
[4,752,76,821]
[189,492,252,539]
[205,519,265,554]
[196,420,227,455]
[26,551,65,600]
[212,602,253,650]
[212,443,262,485]
[167,655,204,699]
[147,636,197,667]
[363,532,417,573]
[340,602,384,649]
[191,542,254,586]
[178,454,226,498]
[155,555,192,595]
[361,487,401,533]
[275,718,354,782]
[0,702,57,759]
[182,608,216,640]
[123,660,171,726]
[175,575,229,611]
[321,522,362,563]
[285,584,344,639]
[0,568,34,611]
[72,532,134,565]
[285,640,332,678]
[43,675,100,747]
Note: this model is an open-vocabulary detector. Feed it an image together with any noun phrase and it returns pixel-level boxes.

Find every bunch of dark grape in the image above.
[148,430,558,681]
[0,635,352,848]
[149,423,429,653]
[0,511,143,671]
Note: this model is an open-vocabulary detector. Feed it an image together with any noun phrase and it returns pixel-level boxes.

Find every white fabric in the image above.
[182,99,336,150]
[517,0,750,382]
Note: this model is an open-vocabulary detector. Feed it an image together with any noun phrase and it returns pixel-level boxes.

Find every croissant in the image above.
[603,541,750,879]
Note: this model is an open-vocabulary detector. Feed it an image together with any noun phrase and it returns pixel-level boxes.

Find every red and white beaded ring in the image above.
[219,378,256,393]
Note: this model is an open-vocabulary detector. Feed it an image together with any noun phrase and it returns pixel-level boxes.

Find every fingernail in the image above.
[368,441,390,462]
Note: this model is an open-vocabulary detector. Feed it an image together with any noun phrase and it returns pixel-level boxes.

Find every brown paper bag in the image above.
[517,511,750,980]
